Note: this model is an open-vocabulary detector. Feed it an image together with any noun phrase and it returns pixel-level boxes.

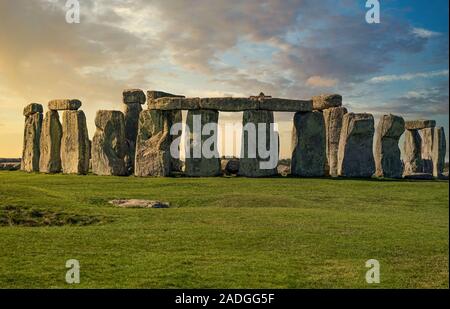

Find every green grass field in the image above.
[0,171,448,288]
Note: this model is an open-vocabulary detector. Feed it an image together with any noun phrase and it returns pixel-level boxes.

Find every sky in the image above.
[0,0,448,159]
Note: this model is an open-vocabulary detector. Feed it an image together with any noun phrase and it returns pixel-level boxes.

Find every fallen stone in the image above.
[221,158,240,175]
[403,173,434,180]
[432,127,446,178]
[109,199,170,208]
[123,89,146,104]
[312,94,342,111]
[21,109,43,172]
[277,164,290,177]
[135,110,177,177]
[23,103,43,117]
[184,110,221,177]
[61,110,90,175]
[239,110,278,177]
[0,162,21,171]
[39,110,62,173]
[337,113,375,178]
[374,114,405,178]
[92,111,128,176]
[48,99,82,111]
[403,130,423,176]
[291,111,326,177]
[323,107,348,176]
[405,120,436,130]
[438,172,449,180]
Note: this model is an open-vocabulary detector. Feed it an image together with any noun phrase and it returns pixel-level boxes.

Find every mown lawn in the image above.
[0,171,448,288]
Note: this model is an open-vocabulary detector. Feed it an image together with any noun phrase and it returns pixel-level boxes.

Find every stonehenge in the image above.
[134,109,178,177]
[291,111,326,177]
[374,114,405,178]
[403,129,423,175]
[432,127,446,178]
[39,110,62,173]
[61,110,90,175]
[402,120,446,178]
[122,89,146,174]
[92,111,127,176]
[19,90,447,180]
[323,106,348,176]
[239,110,278,177]
[337,113,375,178]
[184,110,221,177]
[21,103,43,172]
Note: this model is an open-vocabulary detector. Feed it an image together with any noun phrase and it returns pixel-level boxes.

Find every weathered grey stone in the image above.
[61,110,90,174]
[21,111,43,172]
[0,162,21,171]
[420,128,434,174]
[39,111,62,173]
[171,110,183,172]
[135,110,178,177]
[23,103,43,117]
[109,199,170,209]
[432,127,446,178]
[221,158,240,175]
[149,96,312,112]
[123,89,146,104]
[48,99,82,111]
[404,173,434,180]
[184,110,221,177]
[92,111,127,176]
[147,90,185,110]
[147,90,185,100]
[123,103,142,174]
[258,98,313,112]
[323,107,348,176]
[200,97,257,111]
[291,111,326,177]
[312,94,342,111]
[374,114,405,178]
[403,130,423,176]
[337,113,375,178]
[405,120,436,130]
[239,110,278,177]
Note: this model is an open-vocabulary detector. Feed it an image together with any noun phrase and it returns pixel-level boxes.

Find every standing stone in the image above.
[239,110,278,177]
[432,127,446,178]
[135,110,177,177]
[61,110,90,174]
[147,90,184,173]
[420,128,435,174]
[337,113,375,178]
[403,130,423,176]
[185,110,221,177]
[323,107,348,176]
[92,111,127,176]
[122,89,146,175]
[291,111,326,177]
[21,104,43,172]
[374,114,405,178]
[39,111,62,173]
[171,110,183,172]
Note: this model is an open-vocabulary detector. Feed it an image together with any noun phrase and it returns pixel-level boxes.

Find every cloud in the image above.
[306,76,338,88]
[412,27,442,38]
[368,70,449,83]
[356,81,449,118]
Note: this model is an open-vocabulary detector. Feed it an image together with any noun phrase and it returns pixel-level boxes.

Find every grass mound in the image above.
[0,205,109,227]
